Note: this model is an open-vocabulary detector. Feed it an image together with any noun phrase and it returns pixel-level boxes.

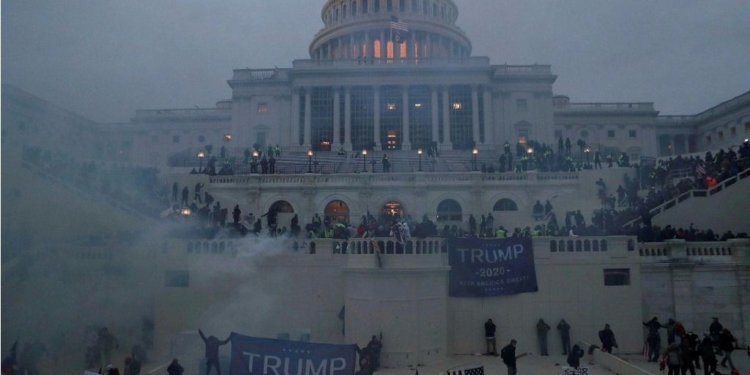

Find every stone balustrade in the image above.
[208,171,581,186]
[638,239,750,262]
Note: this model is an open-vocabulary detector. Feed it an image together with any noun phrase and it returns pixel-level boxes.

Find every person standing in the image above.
[599,324,617,353]
[718,329,737,371]
[194,183,204,204]
[664,343,681,375]
[536,319,550,356]
[181,187,189,206]
[501,339,519,375]
[172,182,178,202]
[698,336,717,375]
[709,318,723,354]
[679,337,696,375]
[484,319,498,356]
[566,344,584,369]
[557,319,571,355]
[97,328,119,368]
[199,329,232,375]
[167,359,184,375]
[366,335,383,372]
[643,317,663,362]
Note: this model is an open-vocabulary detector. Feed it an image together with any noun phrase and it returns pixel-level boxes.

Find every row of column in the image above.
[313,30,469,60]
[291,85,494,151]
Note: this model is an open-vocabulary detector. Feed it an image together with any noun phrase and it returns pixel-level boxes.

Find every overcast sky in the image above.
[3,0,749,123]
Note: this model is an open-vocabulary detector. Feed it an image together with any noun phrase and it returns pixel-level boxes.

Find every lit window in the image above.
[604,268,630,286]
[629,130,637,138]
[173,135,180,143]
[516,99,527,110]
[452,102,462,110]
[608,130,615,138]
[258,103,268,113]
[387,103,397,111]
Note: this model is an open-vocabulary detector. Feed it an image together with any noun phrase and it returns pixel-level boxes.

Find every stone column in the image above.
[291,88,301,146]
[380,30,386,59]
[483,86,494,145]
[364,33,370,58]
[344,87,352,151]
[426,33,432,58]
[409,33,416,59]
[304,88,312,148]
[471,85,480,145]
[373,86,381,150]
[402,85,411,150]
[431,87,439,144]
[442,86,452,149]
[333,88,341,147]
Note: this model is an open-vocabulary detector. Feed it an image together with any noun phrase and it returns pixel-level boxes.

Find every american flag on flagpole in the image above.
[390,16,409,32]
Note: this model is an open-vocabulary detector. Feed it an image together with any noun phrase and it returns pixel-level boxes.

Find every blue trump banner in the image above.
[230,333,357,375]
[447,237,538,297]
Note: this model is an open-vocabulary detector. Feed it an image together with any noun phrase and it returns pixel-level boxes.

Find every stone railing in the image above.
[174,236,643,260]
[638,239,750,262]
[493,64,553,76]
[623,166,750,228]
[555,102,655,111]
[292,57,491,69]
[208,171,582,186]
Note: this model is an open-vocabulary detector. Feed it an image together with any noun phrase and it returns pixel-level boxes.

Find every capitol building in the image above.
[2,0,750,373]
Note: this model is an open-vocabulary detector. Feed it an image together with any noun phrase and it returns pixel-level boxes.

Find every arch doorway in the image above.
[381,201,404,219]
[325,200,350,224]
[268,201,295,229]
[493,198,518,212]
[436,199,463,222]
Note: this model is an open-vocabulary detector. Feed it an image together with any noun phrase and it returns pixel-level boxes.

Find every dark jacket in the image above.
[566,345,584,368]
[501,344,516,366]
[167,362,184,375]
[484,321,496,338]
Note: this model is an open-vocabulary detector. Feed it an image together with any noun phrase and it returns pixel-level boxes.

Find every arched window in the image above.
[399,0,406,11]
[343,4,348,18]
[423,0,428,14]
[432,3,437,17]
[325,200,350,224]
[375,0,380,12]
[493,198,518,212]
[382,201,404,218]
[269,201,295,213]
[437,199,462,221]
[352,1,357,17]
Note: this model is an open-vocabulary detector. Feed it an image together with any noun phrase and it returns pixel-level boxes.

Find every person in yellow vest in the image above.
[324,227,334,238]
[495,226,506,238]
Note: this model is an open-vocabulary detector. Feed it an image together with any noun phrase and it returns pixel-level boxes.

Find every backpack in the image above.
[668,351,680,366]
[500,346,512,361]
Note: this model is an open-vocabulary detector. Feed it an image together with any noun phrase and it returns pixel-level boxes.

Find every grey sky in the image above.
[2,0,749,123]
